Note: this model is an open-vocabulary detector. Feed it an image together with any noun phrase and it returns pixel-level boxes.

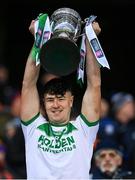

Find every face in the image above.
[96,149,122,174]
[44,92,73,124]
[117,102,135,123]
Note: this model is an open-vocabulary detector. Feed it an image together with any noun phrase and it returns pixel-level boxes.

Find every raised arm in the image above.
[20,20,40,122]
[81,22,101,122]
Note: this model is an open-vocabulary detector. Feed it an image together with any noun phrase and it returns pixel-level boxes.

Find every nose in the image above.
[52,99,59,108]
[104,154,111,161]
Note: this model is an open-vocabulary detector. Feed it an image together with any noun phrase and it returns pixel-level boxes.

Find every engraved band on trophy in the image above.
[40,8,82,76]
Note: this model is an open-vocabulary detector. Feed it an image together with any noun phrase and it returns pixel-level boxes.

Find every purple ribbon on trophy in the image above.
[77,15,110,84]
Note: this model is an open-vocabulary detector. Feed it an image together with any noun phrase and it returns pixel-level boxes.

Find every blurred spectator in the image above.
[0,64,16,107]
[97,98,119,142]
[110,92,135,170]
[111,92,135,124]
[0,143,15,179]
[0,64,18,137]
[3,93,26,179]
[90,140,133,179]
[4,121,26,178]
[0,93,21,137]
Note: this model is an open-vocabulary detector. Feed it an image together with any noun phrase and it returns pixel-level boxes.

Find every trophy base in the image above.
[40,38,80,76]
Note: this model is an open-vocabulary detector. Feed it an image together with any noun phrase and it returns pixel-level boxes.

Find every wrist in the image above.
[31,43,40,61]
[31,13,48,62]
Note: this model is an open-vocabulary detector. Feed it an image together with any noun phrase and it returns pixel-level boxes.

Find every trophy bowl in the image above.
[40,7,82,76]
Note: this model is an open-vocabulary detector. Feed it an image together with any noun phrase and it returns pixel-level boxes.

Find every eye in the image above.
[109,153,116,158]
[46,98,54,102]
[59,97,65,101]
[99,153,106,159]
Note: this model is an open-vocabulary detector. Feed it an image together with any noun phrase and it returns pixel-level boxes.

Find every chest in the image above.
[36,129,77,154]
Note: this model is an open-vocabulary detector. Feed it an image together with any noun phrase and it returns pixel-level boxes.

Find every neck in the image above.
[49,120,69,127]
[48,111,71,126]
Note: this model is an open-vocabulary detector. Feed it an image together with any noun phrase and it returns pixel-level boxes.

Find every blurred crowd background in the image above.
[1,0,135,179]
[1,62,135,179]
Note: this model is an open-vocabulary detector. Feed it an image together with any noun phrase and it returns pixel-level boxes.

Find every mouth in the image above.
[104,163,113,168]
[52,110,62,114]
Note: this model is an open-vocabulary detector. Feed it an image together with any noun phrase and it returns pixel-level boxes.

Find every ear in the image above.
[117,155,122,166]
[70,96,74,107]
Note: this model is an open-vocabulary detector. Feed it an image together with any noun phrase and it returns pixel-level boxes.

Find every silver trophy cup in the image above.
[40,7,82,76]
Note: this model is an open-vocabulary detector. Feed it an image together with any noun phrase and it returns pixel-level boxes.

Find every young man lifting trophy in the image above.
[20,7,110,179]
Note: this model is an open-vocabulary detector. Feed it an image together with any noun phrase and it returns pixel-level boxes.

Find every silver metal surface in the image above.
[50,7,82,42]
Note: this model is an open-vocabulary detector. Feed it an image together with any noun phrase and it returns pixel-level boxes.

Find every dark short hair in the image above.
[42,78,73,96]
[111,92,134,113]
[94,140,123,158]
